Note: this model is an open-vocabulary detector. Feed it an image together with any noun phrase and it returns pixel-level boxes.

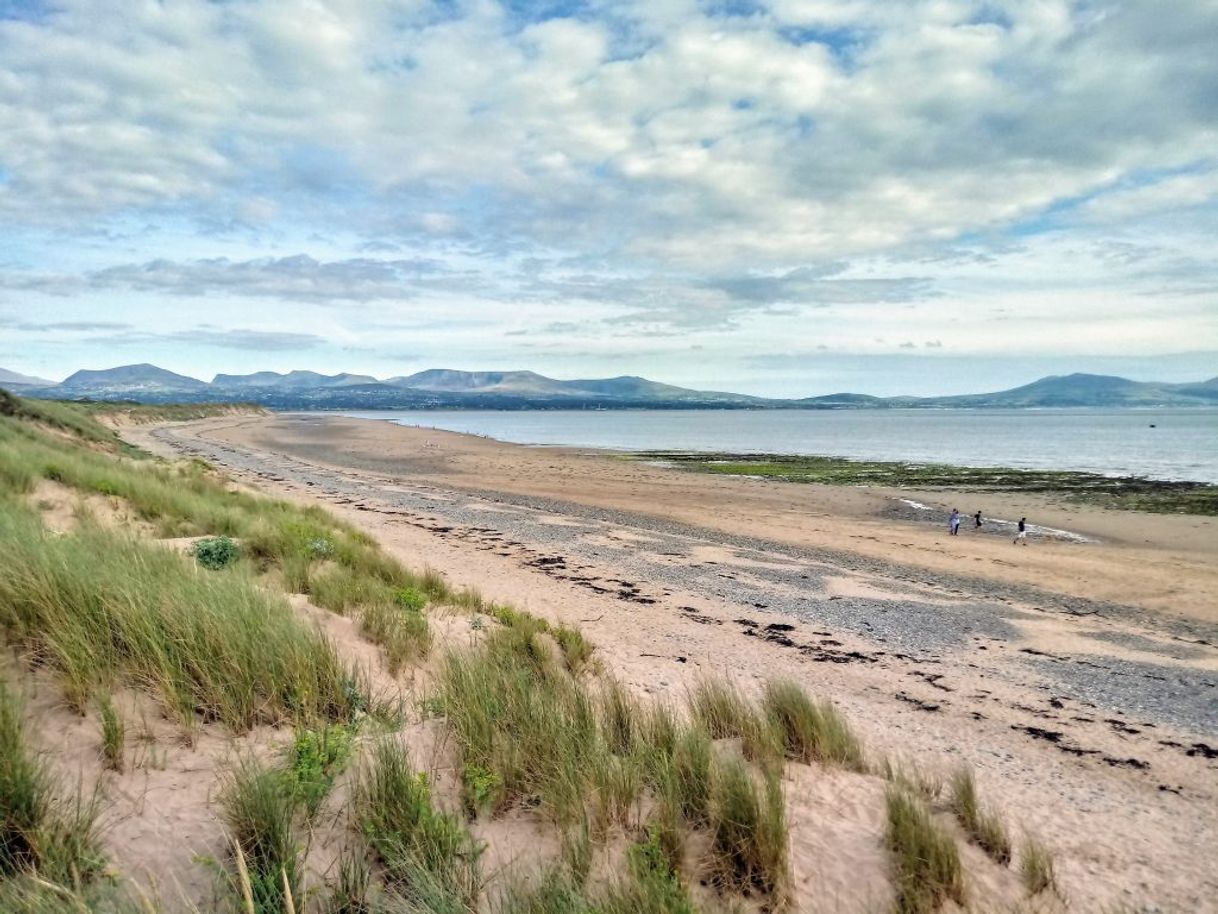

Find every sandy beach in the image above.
[130,413,1218,912]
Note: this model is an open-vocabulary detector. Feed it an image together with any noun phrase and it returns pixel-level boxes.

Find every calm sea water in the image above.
[339,408,1218,484]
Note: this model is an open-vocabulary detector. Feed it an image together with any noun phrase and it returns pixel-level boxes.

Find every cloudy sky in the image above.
[1,0,1216,396]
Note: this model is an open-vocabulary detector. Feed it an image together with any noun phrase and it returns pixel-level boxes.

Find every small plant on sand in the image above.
[949,766,1011,865]
[885,786,964,914]
[762,679,866,771]
[98,695,125,772]
[192,534,239,570]
[1021,835,1058,897]
[393,586,427,611]
[287,722,356,818]
[706,757,789,895]
[221,759,302,914]
[462,764,501,817]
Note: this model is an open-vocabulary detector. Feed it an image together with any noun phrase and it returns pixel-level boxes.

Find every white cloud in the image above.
[0,0,1215,388]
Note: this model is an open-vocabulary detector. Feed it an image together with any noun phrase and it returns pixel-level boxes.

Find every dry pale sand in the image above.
[108,414,1218,913]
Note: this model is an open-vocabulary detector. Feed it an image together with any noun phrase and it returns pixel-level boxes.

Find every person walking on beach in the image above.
[949,508,961,536]
[1014,517,1028,545]
[974,510,983,529]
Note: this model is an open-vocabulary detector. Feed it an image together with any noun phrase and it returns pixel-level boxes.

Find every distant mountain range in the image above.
[0,367,56,388]
[2,364,1216,410]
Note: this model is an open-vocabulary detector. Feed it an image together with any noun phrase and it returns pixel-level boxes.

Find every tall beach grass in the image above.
[0,500,359,730]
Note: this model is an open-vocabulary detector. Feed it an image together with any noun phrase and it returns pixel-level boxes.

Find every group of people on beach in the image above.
[948,508,1028,544]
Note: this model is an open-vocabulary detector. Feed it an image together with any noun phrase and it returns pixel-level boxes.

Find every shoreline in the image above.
[331,408,1218,487]
[154,413,1218,626]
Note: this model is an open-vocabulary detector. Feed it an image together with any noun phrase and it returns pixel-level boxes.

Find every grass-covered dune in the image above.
[0,392,1063,913]
[636,451,1218,515]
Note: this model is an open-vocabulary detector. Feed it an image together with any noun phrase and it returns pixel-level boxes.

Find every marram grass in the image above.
[0,499,359,730]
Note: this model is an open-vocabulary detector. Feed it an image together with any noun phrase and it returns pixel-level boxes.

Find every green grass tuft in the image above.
[687,677,754,741]
[441,629,604,823]
[949,766,1012,865]
[885,786,965,914]
[356,740,481,908]
[552,624,595,674]
[359,600,432,673]
[98,695,125,773]
[220,758,302,914]
[0,682,105,883]
[762,679,866,771]
[706,757,788,895]
[1021,835,1058,897]
[600,677,640,756]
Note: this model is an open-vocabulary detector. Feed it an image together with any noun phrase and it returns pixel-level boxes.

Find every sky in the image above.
[1,0,1216,397]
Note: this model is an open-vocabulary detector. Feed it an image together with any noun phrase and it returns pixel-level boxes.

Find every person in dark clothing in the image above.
[1014,517,1028,544]
[973,510,983,529]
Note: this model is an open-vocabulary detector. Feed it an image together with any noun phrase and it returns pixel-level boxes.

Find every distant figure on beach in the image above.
[1014,517,1028,545]
[974,510,983,529]
[949,508,960,536]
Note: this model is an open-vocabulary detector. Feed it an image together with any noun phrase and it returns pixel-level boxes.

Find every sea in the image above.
[338,407,1218,484]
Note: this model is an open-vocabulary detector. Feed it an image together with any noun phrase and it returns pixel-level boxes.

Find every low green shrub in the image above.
[287,723,356,818]
[462,763,501,817]
[393,586,427,611]
[191,535,240,570]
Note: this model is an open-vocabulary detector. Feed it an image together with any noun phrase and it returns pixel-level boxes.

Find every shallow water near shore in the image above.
[339,407,1218,483]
